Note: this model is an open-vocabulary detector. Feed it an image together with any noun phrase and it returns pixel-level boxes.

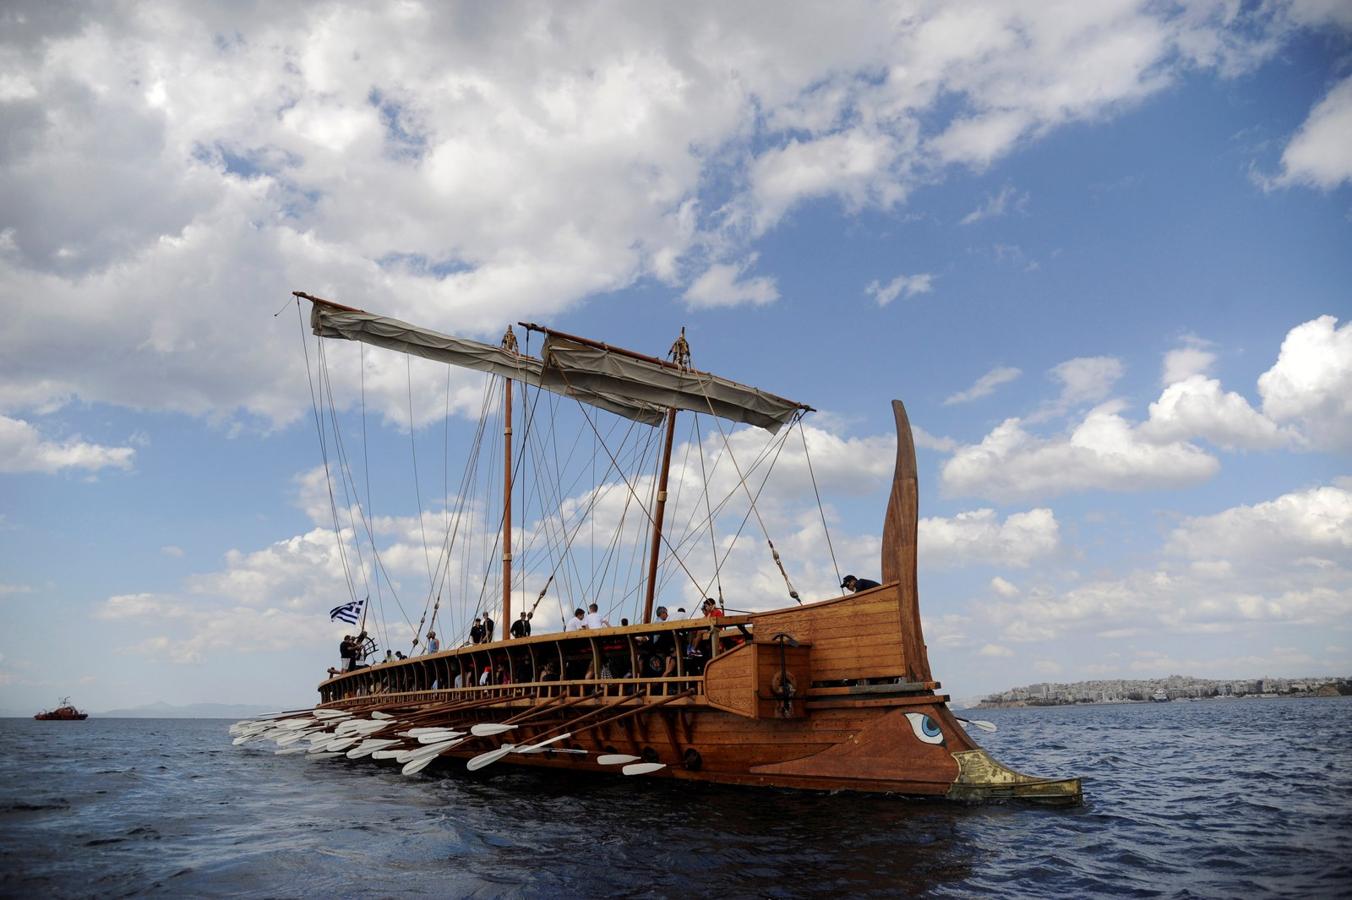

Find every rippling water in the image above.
[1,698,1348,898]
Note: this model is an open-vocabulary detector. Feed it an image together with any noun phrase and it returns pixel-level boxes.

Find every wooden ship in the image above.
[35,698,88,721]
[230,293,1081,805]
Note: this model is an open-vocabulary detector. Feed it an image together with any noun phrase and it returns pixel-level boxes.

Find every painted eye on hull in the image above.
[905,712,945,745]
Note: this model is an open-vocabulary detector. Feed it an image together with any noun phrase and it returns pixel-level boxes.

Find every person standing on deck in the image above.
[583,603,609,629]
[511,611,532,638]
[483,614,495,642]
[564,608,586,632]
[425,631,439,653]
[470,617,485,644]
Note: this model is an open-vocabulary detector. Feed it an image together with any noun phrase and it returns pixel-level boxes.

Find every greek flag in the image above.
[329,596,365,625]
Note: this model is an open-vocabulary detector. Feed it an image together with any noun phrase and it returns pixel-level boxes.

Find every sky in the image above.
[1,1,1350,713]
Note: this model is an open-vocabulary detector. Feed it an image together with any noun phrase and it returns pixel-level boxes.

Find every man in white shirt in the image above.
[582,603,609,629]
[564,608,586,632]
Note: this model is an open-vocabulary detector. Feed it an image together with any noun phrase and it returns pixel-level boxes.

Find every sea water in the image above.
[1,697,1348,897]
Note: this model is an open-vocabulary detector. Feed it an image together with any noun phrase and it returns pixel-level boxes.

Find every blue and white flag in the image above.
[329,596,366,625]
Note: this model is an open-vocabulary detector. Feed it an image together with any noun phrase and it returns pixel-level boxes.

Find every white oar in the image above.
[401,727,458,736]
[347,738,401,759]
[956,717,998,733]
[466,745,515,771]
[467,733,572,770]
[622,762,666,776]
[514,733,573,754]
[395,739,463,764]
[275,747,310,755]
[313,709,348,719]
[275,731,309,746]
[370,711,395,719]
[415,731,465,744]
[371,749,408,760]
[469,723,514,737]
[596,754,641,766]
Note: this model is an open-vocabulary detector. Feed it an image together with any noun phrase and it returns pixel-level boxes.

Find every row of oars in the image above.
[228,690,694,778]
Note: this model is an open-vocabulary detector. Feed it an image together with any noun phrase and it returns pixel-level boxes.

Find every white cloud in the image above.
[990,576,1020,598]
[912,426,958,453]
[942,404,1217,501]
[98,593,184,620]
[0,583,34,596]
[1258,315,1352,451]
[920,508,1059,568]
[0,415,135,474]
[1161,336,1215,385]
[683,256,779,309]
[1167,485,1352,568]
[1273,74,1352,190]
[0,4,1319,428]
[980,481,1352,645]
[864,273,934,307]
[749,131,902,234]
[1141,374,1289,451]
[160,545,185,558]
[944,366,1021,405]
[979,643,1014,657]
[959,185,1028,225]
[1049,356,1124,409]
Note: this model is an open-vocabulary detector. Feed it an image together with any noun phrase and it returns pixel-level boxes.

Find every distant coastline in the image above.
[977,674,1350,708]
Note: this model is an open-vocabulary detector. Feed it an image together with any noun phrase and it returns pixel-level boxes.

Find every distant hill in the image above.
[94,701,279,719]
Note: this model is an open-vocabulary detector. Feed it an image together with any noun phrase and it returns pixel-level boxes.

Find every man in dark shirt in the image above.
[470,617,485,644]
[483,614,495,642]
[339,635,355,671]
[510,611,532,638]
[841,575,881,593]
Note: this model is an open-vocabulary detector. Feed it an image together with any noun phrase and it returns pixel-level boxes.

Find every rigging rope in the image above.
[700,403,804,604]
[295,301,359,610]
[798,416,842,590]
[406,356,436,599]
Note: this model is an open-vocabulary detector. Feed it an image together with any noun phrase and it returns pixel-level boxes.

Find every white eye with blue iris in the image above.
[905,712,945,745]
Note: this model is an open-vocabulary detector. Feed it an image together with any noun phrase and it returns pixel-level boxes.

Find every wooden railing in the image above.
[321,675,704,706]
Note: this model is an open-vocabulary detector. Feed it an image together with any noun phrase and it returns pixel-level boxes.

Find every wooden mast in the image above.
[501,327,518,639]
[643,408,678,623]
[642,328,692,625]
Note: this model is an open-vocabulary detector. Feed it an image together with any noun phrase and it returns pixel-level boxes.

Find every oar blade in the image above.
[466,746,514,772]
[470,723,514,737]
[596,754,641,766]
[402,755,438,776]
[621,762,666,776]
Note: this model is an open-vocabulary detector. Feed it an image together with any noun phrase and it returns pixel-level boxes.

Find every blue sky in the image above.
[2,1,1350,712]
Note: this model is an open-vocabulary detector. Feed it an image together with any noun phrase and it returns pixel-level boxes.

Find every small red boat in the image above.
[35,697,88,720]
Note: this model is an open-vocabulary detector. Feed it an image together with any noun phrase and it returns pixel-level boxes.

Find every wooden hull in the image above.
[313,586,1080,804]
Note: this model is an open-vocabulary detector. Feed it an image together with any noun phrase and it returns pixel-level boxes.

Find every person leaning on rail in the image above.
[841,575,881,593]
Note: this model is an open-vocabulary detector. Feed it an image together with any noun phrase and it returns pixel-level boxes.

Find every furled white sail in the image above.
[309,305,666,425]
[538,333,807,433]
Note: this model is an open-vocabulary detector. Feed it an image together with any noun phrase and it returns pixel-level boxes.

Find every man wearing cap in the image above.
[841,574,881,593]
